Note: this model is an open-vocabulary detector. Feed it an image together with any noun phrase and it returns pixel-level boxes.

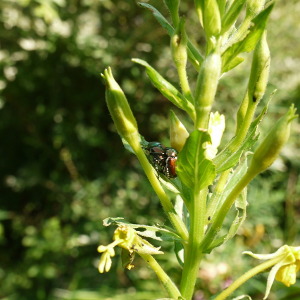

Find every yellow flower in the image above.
[97,225,163,273]
[244,245,300,299]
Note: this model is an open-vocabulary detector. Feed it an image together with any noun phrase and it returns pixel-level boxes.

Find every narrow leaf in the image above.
[138,2,203,69]
[217,0,227,17]
[132,58,195,119]
[222,56,244,73]
[222,3,274,73]
[204,157,248,252]
[221,0,247,34]
[222,163,248,242]
[214,102,269,173]
[138,2,173,35]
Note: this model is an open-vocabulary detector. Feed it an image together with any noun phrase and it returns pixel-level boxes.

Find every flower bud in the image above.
[247,105,298,176]
[203,0,221,37]
[195,50,221,129]
[248,30,270,104]
[171,18,188,72]
[169,110,189,151]
[102,67,140,149]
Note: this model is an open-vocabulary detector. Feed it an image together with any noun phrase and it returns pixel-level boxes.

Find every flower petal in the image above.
[264,261,284,299]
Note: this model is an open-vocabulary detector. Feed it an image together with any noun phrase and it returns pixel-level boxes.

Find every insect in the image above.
[144,142,178,178]
[164,147,178,178]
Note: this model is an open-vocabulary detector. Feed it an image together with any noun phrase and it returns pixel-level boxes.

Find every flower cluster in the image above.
[98,225,163,273]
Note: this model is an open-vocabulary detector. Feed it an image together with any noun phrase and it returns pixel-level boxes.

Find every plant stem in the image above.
[206,169,231,221]
[139,253,182,299]
[214,255,284,300]
[135,146,189,242]
[213,98,256,168]
[200,167,255,252]
[177,63,193,103]
[180,189,207,300]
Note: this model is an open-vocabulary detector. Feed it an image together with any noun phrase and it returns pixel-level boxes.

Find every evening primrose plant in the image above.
[99,1,298,299]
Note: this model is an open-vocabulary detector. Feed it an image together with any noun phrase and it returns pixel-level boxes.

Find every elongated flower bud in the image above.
[248,30,270,103]
[102,67,140,149]
[170,110,189,151]
[195,50,221,129]
[247,105,298,176]
[171,19,188,72]
[203,0,221,38]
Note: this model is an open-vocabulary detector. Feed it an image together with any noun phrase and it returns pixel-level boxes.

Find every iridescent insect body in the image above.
[144,142,178,178]
[164,147,178,178]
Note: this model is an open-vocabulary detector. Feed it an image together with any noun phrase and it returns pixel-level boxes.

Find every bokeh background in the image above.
[0,0,299,299]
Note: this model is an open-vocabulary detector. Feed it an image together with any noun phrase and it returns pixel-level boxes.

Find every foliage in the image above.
[0,0,299,299]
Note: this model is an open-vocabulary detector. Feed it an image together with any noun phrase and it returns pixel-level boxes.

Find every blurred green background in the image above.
[0,0,299,299]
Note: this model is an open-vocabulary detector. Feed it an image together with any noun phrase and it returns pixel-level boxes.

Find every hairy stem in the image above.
[180,189,207,299]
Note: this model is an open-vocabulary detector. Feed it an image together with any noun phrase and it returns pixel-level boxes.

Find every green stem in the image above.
[214,96,256,168]
[206,169,231,222]
[215,255,284,300]
[177,63,193,103]
[135,146,189,242]
[139,253,182,299]
[230,102,257,151]
[180,189,207,300]
[200,167,256,251]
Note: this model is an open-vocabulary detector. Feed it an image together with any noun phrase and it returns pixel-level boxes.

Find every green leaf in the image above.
[174,241,184,267]
[138,2,203,69]
[217,0,227,17]
[138,2,174,35]
[222,56,244,73]
[163,0,180,26]
[132,58,196,119]
[203,0,221,37]
[159,177,181,194]
[121,134,147,154]
[204,157,248,252]
[214,101,269,173]
[222,3,274,73]
[102,217,181,242]
[222,164,248,242]
[177,130,216,191]
[221,0,247,34]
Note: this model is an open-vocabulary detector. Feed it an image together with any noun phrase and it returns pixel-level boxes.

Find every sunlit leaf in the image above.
[177,130,216,191]
[222,3,274,73]
[221,0,247,34]
[214,101,270,173]
[138,2,203,69]
[132,58,195,119]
